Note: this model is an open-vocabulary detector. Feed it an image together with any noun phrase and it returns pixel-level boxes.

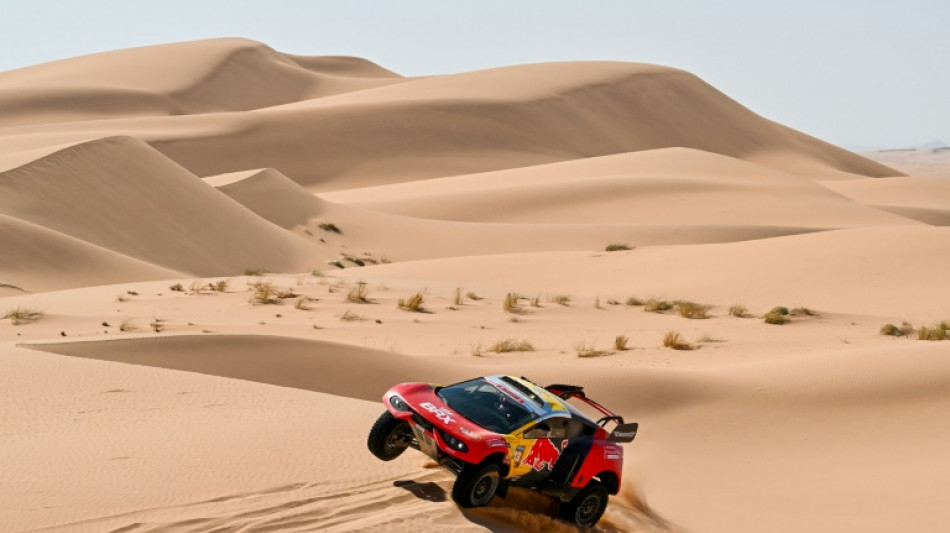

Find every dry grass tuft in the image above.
[698,333,726,343]
[728,304,749,318]
[625,297,644,307]
[529,296,542,308]
[211,279,230,292]
[119,318,137,332]
[676,301,711,319]
[605,243,632,252]
[319,222,342,234]
[295,297,316,311]
[763,306,791,325]
[663,331,696,350]
[551,295,571,307]
[454,288,464,306]
[644,299,673,313]
[3,307,43,325]
[880,322,914,337]
[398,293,427,313]
[169,283,184,292]
[614,335,630,351]
[594,297,603,310]
[243,268,268,276]
[490,339,535,353]
[249,281,281,305]
[575,342,613,358]
[916,322,949,341]
[339,310,366,322]
[503,292,526,314]
[466,291,483,301]
[346,282,372,304]
[470,343,484,357]
[790,307,820,317]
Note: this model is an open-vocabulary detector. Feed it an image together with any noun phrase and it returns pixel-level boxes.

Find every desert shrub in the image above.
[529,296,542,308]
[329,261,345,269]
[644,299,673,313]
[663,331,695,350]
[150,318,166,333]
[791,307,819,317]
[249,281,280,305]
[339,310,365,322]
[606,299,620,306]
[676,301,711,319]
[169,283,184,292]
[625,297,643,306]
[575,342,613,358]
[490,339,535,353]
[211,279,230,292]
[917,322,949,341]
[728,304,749,318]
[319,222,342,234]
[466,291,483,301]
[614,335,629,351]
[398,293,427,312]
[551,295,571,306]
[594,297,603,309]
[763,307,791,325]
[343,255,365,267]
[605,243,632,252]
[454,288,463,306]
[2,307,43,325]
[346,282,372,303]
[310,269,325,277]
[503,293,526,314]
[119,318,137,332]
[243,268,268,276]
[880,322,914,337]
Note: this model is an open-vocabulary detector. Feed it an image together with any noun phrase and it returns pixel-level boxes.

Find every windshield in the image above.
[436,378,534,434]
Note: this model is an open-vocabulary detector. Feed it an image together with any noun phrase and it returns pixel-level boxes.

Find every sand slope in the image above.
[0,136,333,276]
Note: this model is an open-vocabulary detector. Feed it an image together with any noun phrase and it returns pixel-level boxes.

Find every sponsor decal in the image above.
[513,445,525,466]
[487,438,507,449]
[419,402,455,425]
[522,439,565,472]
[492,383,526,404]
[457,427,481,439]
[604,445,622,460]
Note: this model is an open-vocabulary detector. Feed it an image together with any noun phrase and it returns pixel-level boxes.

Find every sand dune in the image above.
[0,38,404,127]
[323,148,916,227]
[0,136,332,276]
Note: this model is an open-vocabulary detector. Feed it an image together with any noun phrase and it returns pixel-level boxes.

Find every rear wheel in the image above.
[451,462,501,508]
[367,410,412,461]
[559,481,609,529]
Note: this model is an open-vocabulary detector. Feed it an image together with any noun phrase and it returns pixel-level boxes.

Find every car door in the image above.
[508,416,572,484]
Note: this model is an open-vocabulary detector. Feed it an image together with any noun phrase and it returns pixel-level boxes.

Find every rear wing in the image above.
[546,383,638,443]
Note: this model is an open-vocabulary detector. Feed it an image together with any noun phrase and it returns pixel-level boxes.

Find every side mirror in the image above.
[524,422,552,439]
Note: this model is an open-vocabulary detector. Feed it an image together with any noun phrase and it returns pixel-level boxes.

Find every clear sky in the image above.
[2,0,946,149]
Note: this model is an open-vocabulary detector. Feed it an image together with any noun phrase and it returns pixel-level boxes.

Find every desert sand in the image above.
[2,38,949,533]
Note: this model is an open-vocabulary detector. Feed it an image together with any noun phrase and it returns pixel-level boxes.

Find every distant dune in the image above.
[2,38,948,533]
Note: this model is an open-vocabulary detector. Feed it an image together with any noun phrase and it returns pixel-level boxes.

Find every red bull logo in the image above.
[521,439,566,471]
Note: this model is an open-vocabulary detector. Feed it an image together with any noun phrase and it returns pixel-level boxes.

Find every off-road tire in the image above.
[367,410,411,461]
[558,480,609,529]
[451,462,501,508]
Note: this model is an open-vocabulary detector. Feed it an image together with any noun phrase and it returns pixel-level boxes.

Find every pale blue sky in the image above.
[2,1,946,148]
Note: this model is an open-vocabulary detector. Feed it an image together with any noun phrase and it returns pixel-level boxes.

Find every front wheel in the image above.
[367,410,412,461]
[451,462,501,508]
[559,481,609,529]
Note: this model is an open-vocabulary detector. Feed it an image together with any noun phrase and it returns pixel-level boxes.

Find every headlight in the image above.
[439,430,469,453]
[389,395,410,412]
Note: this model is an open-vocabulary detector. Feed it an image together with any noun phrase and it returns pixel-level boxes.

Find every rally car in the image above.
[367,375,638,528]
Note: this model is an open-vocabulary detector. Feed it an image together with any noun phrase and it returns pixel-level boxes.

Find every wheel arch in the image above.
[594,470,620,494]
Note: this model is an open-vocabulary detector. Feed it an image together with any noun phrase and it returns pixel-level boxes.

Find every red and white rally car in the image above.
[367,375,638,528]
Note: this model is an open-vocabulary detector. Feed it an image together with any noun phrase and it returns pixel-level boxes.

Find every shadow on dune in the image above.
[393,479,447,503]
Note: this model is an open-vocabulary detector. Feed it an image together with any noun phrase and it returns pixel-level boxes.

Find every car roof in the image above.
[483,375,597,426]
